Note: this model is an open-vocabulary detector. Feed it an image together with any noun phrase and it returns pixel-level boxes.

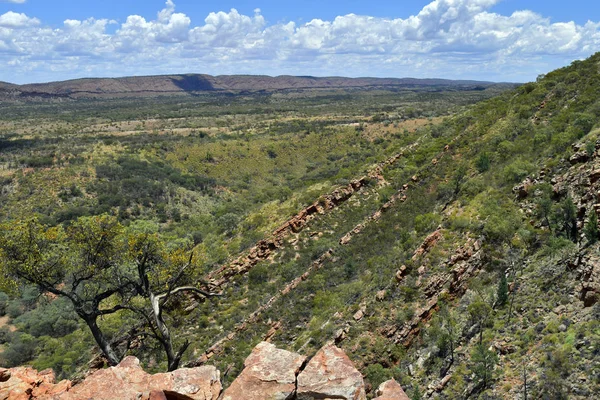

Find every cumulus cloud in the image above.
[0,0,599,83]
[0,11,39,28]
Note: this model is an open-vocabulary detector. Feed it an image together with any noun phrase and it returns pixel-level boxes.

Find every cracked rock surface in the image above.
[221,341,307,400]
[296,343,366,400]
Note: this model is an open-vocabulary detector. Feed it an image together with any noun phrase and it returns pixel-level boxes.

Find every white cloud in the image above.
[0,0,599,83]
[1,0,27,4]
[0,11,39,28]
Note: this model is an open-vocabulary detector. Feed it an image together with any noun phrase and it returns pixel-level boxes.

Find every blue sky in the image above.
[1,1,594,27]
[0,0,599,84]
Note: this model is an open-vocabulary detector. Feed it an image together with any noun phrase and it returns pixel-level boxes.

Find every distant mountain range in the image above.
[0,74,515,101]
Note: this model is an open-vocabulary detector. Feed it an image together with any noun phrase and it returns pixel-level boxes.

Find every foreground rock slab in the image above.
[222,341,307,400]
[296,343,366,400]
[60,357,221,400]
[374,379,410,400]
[0,367,70,400]
[0,343,411,399]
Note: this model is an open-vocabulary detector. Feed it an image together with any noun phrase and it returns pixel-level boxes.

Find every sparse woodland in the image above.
[1,55,600,399]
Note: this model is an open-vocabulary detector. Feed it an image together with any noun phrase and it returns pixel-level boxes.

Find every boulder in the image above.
[296,344,366,400]
[61,356,221,400]
[221,342,306,400]
[0,366,70,400]
[569,151,589,165]
[590,170,600,184]
[374,379,410,400]
[512,178,533,199]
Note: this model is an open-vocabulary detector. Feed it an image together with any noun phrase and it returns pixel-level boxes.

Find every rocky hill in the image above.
[0,74,508,101]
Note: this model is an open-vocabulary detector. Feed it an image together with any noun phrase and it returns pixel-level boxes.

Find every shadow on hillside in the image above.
[0,134,38,151]
[170,75,215,92]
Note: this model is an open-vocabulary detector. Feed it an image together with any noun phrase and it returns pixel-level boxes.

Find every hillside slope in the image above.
[1,54,600,400]
[176,54,600,399]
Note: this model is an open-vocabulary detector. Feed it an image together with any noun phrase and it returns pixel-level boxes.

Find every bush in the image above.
[0,292,8,316]
[14,298,79,338]
[476,152,490,173]
[502,159,535,184]
[0,333,37,367]
[364,363,388,391]
[414,213,441,235]
[6,300,24,319]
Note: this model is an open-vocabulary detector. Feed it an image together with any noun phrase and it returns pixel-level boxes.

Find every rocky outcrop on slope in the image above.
[60,357,221,400]
[0,357,221,400]
[0,367,70,400]
[0,342,409,400]
[206,150,406,289]
[577,249,600,307]
[381,235,483,346]
[221,342,306,400]
[374,379,410,400]
[516,139,600,307]
[296,344,366,400]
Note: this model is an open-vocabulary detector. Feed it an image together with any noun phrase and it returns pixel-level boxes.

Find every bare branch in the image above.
[156,286,222,305]
[165,251,195,293]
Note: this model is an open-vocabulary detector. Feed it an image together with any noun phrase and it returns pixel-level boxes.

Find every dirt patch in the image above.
[0,315,17,332]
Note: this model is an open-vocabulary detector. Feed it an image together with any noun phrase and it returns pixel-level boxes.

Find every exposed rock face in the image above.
[0,357,221,400]
[296,344,366,400]
[579,250,600,307]
[374,379,410,400]
[570,151,589,165]
[221,342,306,400]
[60,357,221,400]
[412,229,443,259]
[513,177,534,199]
[0,367,70,400]
[0,340,411,400]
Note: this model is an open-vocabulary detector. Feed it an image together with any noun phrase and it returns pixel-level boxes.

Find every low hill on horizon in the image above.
[0,73,515,101]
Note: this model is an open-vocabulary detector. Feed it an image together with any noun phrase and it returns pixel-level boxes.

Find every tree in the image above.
[552,196,577,242]
[584,210,599,245]
[411,384,422,400]
[535,195,553,230]
[467,299,492,345]
[126,233,220,371]
[428,302,460,374]
[496,272,508,307]
[0,216,129,366]
[470,342,498,391]
[0,215,220,370]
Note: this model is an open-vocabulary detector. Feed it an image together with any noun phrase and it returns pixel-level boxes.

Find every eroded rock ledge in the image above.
[0,342,409,400]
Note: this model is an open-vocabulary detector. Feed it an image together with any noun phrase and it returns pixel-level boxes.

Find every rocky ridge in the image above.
[0,342,409,400]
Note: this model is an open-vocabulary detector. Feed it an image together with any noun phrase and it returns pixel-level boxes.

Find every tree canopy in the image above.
[0,215,219,370]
